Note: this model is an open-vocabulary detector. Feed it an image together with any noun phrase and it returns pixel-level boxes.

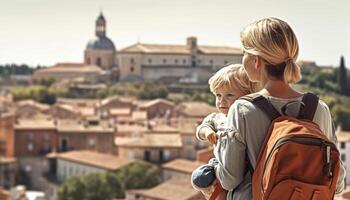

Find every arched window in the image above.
[96,57,102,66]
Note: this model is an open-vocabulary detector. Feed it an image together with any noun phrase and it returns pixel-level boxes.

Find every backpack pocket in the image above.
[267,179,332,200]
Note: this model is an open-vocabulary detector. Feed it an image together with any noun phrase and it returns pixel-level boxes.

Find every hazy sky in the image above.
[0,0,349,67]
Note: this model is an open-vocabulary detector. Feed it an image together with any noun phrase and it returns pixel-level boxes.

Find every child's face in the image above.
[215,85,245,115]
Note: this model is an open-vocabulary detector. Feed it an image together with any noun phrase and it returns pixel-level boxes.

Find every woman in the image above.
[213,17,346,199]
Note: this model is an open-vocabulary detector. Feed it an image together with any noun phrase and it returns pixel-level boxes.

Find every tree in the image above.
[338,56,347,95]
[56,173,123,200]
[116,161,161,190]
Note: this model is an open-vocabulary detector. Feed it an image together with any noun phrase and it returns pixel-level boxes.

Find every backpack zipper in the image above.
[261,135,337,195]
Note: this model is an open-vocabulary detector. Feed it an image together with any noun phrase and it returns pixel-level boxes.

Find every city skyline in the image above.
[0,0,349,67]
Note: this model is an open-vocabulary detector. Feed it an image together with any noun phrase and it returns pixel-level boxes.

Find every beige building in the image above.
[46,150,133,182]
[116,134,182,164]
[118,37,243,82]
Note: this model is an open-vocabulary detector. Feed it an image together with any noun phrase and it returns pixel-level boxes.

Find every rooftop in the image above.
[162,159,205,174]
[120,43,242,55]
[130,177,204,200]
[52,150,133,171]
[115,134,182,148]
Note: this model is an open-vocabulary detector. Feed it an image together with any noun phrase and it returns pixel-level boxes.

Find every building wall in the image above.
[338,141,350,185]
[0,113,15,157]
[57,159,106,182]
[84,49,116,70]
[58,132,114,154]
[118,53,243,81]
[141,103,174,119]
[118,54,144,80]
[118,147,180,164]
[14,129,57,157]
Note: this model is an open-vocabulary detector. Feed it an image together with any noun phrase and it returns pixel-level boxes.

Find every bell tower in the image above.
[96,12,106,37]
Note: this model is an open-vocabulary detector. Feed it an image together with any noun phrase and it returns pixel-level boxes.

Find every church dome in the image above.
[86,36,116,51]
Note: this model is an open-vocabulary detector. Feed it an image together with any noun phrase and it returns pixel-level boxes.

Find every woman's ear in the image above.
[254,56,262,70]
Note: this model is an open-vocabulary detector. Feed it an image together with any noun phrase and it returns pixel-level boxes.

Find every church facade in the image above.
[85,13,243,83]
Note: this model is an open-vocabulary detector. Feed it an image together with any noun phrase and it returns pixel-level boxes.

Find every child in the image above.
[191,64,259,200]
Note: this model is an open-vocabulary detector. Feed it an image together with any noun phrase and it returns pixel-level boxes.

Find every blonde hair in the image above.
[209,64,260,95]
[240,17,301,83]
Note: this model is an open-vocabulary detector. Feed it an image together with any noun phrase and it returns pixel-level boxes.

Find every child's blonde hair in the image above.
[240,17,301,83]
[209,64,260,95]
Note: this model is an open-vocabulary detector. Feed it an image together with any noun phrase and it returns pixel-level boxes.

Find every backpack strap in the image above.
[240,93,281,122]
[298,92,319,120]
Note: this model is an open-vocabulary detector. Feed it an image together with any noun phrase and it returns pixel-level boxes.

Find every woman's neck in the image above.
[259,79,302,99]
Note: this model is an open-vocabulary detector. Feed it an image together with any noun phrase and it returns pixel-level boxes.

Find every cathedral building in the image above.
[34,12,243,84]
[83,12,243,83]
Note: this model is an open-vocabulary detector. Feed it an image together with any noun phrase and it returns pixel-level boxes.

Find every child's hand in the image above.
[205,130,218,145]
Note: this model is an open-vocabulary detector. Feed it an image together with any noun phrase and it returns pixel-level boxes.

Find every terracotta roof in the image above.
[177,102,217,118]
[100,95,135,106]
[115,134,182,148]
[120,43,242,55]
[15,119,56,130]
[138,98,175,109]
[57,98,99,106]
[17,100,50,111]
[130,177,203,200]
[35,63,103,73]
[198,45,242,55]
[56,150,133,171]
[162,159,205,174]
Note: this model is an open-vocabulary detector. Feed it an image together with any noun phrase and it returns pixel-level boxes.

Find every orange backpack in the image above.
[241,93,340,200]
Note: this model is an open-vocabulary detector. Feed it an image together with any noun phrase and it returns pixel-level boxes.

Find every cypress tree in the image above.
[338,56,347,94]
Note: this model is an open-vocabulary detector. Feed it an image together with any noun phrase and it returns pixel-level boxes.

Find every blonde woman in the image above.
[192,64,259,200]
[214,17,346,199]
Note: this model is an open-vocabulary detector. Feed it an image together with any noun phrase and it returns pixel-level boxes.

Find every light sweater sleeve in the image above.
[314,100,346,194]
[214,101,247,190]
[195,113,218,141]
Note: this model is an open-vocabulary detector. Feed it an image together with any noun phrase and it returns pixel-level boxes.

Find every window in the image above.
[340,142,346,149]
[183,59,186,64]
[87,58,91,65]
[224,60,228,65]
[96,57,102,66]
[130,67,134,72]
[163,59,167,64]
[88,138,96,147]
[210,60,213,65]
[175,59,178,64]
[341,154,346,161]
[130,58,135,63]
[27,133,33,140]
[148,59,152,64]
[28,143,34,152]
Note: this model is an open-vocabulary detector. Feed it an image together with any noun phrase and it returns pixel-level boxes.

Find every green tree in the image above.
[338,56,347,95]
[116,161,161,190]
[331,104,350,131]
[56,173,123,200]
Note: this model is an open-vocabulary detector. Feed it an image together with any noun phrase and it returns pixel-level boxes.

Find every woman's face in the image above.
[242,51,260,82]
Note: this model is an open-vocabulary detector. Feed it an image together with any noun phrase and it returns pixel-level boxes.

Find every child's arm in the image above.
[196,113,218,144]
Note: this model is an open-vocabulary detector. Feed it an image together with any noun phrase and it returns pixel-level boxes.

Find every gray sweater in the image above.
[214,95,346,199]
